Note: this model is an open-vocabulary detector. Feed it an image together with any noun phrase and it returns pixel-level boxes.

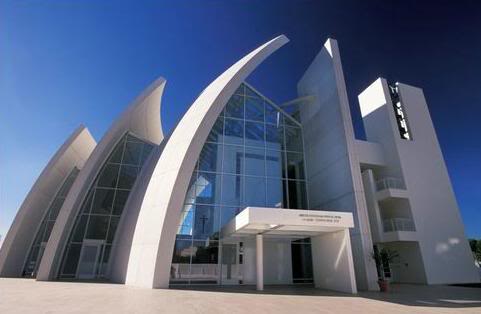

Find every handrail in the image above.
[376,177,406,191]
[383,218,416,232]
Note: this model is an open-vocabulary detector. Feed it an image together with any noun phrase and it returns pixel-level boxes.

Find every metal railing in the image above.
[376,177,405,191]
[383,218,415,232]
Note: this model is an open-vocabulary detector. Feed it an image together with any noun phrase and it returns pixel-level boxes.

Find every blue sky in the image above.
[1,0,480,239]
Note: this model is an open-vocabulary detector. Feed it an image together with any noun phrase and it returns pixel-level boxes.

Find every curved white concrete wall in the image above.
[0,125,96,277]
[37,77,166,280]
[125,35,289,288]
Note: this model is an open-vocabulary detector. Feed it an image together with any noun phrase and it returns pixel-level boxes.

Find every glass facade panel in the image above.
[23,168,79,277]
[224,118,244,145]
[245,121,265,147]
[245,96,264,122]
[59,133,154,279]
[170,83,309,285]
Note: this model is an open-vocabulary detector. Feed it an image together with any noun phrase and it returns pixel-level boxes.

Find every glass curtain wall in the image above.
[58,133,153,279]
[22,168,80,277]
[170,83,309,285]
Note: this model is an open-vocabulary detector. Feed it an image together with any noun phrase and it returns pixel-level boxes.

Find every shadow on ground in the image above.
[172,283,481,308]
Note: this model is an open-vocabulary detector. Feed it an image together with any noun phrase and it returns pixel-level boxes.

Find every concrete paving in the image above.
[0,278,480,313]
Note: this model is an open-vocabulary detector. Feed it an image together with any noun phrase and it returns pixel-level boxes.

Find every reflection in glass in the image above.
[171,83,309,285]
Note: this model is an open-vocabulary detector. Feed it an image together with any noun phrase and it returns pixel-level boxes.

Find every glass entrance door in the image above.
[221,242,242,285]
[77,240,103,279]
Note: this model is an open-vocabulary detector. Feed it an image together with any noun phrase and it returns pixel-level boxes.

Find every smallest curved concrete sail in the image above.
[0,126,96,277]
[36,77,166,281]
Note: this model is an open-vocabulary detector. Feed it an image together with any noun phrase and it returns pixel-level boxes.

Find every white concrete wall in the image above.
[297,38,378,291]
[311,230,357,294]
[383,242,426,284]
[242,238,292,285]
[359,78,479,284]
[0,126,96,277]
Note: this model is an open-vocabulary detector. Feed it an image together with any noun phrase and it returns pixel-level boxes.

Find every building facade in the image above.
[0,35,478,293]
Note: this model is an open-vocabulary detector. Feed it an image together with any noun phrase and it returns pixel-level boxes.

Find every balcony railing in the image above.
[376,177,405,191]
[383,218,415,232]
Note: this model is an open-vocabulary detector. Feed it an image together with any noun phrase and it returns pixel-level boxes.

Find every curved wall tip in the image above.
[125,35,289,288]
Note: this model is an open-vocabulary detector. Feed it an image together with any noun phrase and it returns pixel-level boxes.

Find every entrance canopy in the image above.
[222,207,358,294]
[222,207,354,239]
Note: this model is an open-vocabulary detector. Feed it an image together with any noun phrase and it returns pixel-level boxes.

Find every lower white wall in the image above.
[242,238,292,285]
[311,230,357,294]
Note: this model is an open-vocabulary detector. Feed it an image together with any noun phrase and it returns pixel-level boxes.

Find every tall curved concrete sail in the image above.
[125,35,289,288]
[37,77,166,281]
[0,125,96,277]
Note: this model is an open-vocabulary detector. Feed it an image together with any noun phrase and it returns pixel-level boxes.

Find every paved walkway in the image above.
[1,278,480,313]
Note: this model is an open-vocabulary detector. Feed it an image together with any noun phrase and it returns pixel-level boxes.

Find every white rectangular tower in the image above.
[358,78,478,284]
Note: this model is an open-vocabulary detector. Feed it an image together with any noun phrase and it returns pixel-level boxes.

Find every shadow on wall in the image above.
[171,284,481,308]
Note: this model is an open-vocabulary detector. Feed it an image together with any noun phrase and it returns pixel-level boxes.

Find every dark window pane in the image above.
[117,165,139,190]
[286,152,305,180]
[245,122,265,147]
[107,216,119,243]
[72,215,89,242]
[193,205,219,240]
[206,119,224,144]
[43,221,55,242]
[109,139,125,163]
[97,164,120,188]
[285,126,303,152]
[245,96,264,122]
[91,188,114,215]
[190,241,219,284]
[244,176,266,207]
[288,180,307,209]
[245,85,259,98]
[221,174,243,206]
[140,144,154,166]
[224,118,244,145]
[198,143,222,173]
[112,190,130,216]
[85,215,109,240]
[244,147,265,176]
[224,94,244,119]
[61,244,81,275]
[81,190,94,214]
[222,144,243,175]
[266,124,283,150]
[195,172,222,205]
[48,198,64,221]
[266,150,283,178]
[123,141,143,165]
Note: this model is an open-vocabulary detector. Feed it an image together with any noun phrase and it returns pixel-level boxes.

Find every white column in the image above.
[256,234,264,291]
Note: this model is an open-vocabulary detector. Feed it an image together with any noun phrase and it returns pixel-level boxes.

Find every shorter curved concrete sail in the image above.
[36,77,166,281]
[0,125,96,277]
[125,35,289,288]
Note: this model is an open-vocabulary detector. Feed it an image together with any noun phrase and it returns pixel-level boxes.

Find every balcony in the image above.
[381,218,417,242]
[376,177,405,191]
[383,218,415,232]
[375,177,409,201]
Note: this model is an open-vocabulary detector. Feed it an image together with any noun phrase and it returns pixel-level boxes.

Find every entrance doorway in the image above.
[77,239,103,279]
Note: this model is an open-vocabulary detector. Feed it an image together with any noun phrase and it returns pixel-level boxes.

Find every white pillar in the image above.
[256,234,264,291]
